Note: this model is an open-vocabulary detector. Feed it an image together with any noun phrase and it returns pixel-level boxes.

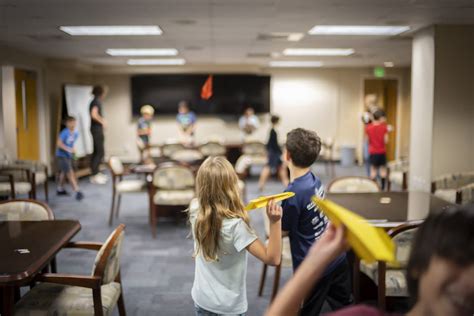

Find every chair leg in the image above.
[44,181,49,202]
[50,257,57,273]
[151,204,157,238]
[271,264,282,301]
[116,194,122,218]
[258,263,268,296]
[109,189,116,226]
[117,291,126,316]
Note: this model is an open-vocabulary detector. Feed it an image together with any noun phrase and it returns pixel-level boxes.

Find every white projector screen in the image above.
[64,84,94,158]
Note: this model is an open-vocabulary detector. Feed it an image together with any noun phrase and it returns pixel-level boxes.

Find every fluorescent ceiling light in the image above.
[127,58,186,65]
[269,61,323,68]
[60,25,162,36]
[384,61,395,67]
[106,48,178,56]
[283,48,354,56]
[287,33,304,42]
[308,25,410,36]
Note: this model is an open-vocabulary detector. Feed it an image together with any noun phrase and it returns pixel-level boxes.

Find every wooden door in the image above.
[364,79,398,161]
[15,69,40,160]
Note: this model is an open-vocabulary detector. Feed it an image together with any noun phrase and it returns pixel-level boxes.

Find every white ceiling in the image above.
[0,0,473,68]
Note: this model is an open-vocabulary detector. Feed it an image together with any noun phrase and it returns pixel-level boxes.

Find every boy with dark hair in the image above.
[365,109,389,189]
[281,128,352,315]
[56,116,84,201]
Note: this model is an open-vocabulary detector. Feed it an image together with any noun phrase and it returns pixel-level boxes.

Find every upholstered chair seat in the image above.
[328,177,380,193]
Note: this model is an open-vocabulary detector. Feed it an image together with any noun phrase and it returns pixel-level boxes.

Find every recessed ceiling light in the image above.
[269,61,323,68]
[127,58,186,65]
[308,25,410,36]
[60,25,163,36]
[283,48,354,56]
[384,61,395,67]
[106,48,178,56]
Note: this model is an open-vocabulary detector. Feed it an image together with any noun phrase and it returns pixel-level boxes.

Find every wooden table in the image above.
[326,191,454,228]
[0,220,81,315]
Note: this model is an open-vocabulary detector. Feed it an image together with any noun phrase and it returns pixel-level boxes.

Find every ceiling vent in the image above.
[247,52,271,58]
[27,34,69,42]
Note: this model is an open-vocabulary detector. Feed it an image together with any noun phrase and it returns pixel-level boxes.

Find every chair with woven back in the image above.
[327,176,380,193]
[161,142,186,158]
[14,224,127,316]
[0,199,57,272]
[198,141,227,157]
[0,165,36,199]
[108,157,146,226]
[353,222,421,309]
[235,141,267,179]
[149,162,195,238]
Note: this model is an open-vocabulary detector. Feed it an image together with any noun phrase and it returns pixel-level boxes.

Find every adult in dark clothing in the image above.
[258,115,289,191]
[89,85,108,184]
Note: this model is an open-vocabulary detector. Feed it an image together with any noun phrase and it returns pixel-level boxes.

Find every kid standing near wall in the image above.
[56,116,84,201]
[189,156,282,315]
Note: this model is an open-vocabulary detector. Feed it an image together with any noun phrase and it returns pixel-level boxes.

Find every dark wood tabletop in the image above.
[326,191,454,227]
[0,220,81,286]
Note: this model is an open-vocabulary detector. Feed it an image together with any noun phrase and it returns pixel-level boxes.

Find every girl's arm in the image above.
[57,137,73,153]
[265,225,348,316]
[247,199,282,266]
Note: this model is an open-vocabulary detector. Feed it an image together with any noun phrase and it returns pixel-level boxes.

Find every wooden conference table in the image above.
[326,191,454,228]
[0,220,81,316]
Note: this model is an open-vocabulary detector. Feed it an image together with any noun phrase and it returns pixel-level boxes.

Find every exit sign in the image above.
[374,66,385,78]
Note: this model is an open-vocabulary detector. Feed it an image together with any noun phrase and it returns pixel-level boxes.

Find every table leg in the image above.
[1,285,15,316]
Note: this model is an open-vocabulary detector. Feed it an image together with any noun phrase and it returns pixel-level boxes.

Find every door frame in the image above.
[360,73,404,162]
[10,64,48,164]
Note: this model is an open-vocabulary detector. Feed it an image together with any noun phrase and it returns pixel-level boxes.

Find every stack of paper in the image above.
[312,196,396,264]
[245,192,295,211]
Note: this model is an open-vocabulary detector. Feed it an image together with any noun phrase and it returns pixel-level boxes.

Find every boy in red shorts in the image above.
[365,109,389,190]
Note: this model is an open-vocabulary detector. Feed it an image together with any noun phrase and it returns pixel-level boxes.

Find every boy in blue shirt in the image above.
[281,128,351,315]
[56,116,84,201]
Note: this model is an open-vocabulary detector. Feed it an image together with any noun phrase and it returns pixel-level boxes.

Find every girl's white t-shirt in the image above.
[189,200,257,315]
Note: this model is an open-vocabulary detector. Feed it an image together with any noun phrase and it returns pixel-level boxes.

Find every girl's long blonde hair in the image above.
[194,156,250,261]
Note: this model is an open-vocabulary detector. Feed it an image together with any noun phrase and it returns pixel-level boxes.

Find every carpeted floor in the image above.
[37,162,365,316]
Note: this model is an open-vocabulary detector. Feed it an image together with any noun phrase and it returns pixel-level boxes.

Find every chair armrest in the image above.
[36,273,101,289]
[65,241,103,251]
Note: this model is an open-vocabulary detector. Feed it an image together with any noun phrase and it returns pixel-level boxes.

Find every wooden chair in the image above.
[0,173,15,199]
[108,157,146,226]
[161,142,186,158]
[0,165,36,199]
[431,171,474,204]
[149,162,195,238]
[387,160,409,191]
[198,141,227,157]
[169,149,204,165]
[13,159,49,201]
[235,141,267,179]
[353,222,421,309]
[328,176,380,193]
[257,209,292,301]
[15,224,127,316]
[0,199,57,272]
[320,138,336,177]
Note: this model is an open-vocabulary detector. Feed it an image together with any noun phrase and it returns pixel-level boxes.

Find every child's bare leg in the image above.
[258,166,271,191]
[66,170,79,192]
[370,165,378,180]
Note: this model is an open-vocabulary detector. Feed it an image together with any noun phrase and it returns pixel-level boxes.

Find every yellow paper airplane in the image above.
[312,196,396,264]
[245,192,295,211]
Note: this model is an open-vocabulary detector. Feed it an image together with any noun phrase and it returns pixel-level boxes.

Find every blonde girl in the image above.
[189,156,282,316]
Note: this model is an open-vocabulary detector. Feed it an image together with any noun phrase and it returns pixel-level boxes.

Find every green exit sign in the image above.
[374,66,385,78]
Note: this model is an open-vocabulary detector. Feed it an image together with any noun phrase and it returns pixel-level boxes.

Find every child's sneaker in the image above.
[57,189,69,196]
[75,191,84,201]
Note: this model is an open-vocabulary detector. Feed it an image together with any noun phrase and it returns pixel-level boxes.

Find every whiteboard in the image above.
[64,85,94,158]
